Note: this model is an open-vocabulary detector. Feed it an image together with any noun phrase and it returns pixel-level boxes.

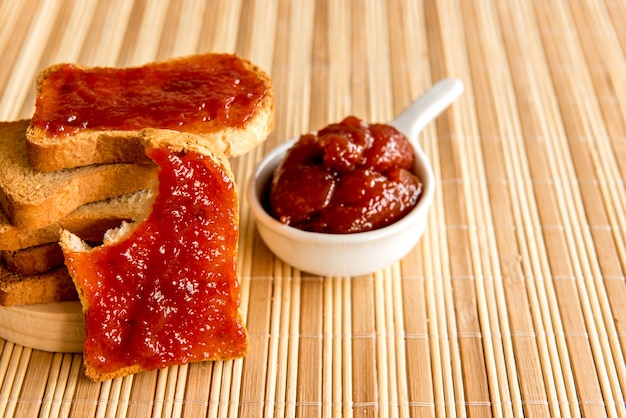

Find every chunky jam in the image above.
[33,54,269,136]
[64,146,247,374]
[269,116,422,233]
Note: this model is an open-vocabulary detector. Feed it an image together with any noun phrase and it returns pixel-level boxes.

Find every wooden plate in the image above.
[0,301,83,353]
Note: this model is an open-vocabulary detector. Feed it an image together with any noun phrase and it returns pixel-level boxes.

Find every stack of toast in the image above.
[0,119,156,306]
[0,52,273,308]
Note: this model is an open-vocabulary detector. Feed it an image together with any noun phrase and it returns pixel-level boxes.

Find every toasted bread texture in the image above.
[0,120,157,230]
[0,189,154,305]
[1,243,64,275]
[61,129,249,382]
[0,189,154,251]
[27,52,274,171]
[0,263,77,307]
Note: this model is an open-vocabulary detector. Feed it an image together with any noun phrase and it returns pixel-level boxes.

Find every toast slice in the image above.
[27,52,274,171]
[1,243,64,275]
[0,189,154,251]
[0,189,153,305]
[0,263,76,306]
[0,120,156,230]
[61,129,248,381]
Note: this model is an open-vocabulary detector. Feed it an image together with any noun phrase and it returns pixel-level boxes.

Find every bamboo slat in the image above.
[0,0,625,416]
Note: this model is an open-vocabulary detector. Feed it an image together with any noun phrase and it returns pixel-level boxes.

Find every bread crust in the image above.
[26,126,152,172]
[0,264,77,307]
[0,120,157,230]
[0,189,153,251]
[2,243,64,275]
[27,53,274,171]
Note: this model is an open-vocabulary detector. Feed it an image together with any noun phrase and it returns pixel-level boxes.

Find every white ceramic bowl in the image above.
[246,78,463,276]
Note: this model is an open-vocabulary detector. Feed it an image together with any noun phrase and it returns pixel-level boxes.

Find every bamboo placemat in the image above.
[1,0,625,416]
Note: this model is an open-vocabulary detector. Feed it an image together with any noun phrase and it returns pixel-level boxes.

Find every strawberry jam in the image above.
[63,146,247,375]
[269,116,422,233]
[33,54,269,136]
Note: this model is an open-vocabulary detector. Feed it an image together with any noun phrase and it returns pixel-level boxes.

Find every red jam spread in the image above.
[269,116,422,233]
[33,53,269,136]
[63,146,247,374]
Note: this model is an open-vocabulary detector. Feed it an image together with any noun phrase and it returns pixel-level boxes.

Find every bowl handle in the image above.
[389,78,464,143]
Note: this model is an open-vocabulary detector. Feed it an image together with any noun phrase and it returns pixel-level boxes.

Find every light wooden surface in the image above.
[0,302,83,354]
[1,0,626,416]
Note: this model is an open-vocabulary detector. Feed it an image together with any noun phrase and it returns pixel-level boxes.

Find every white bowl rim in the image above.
[246,136,435,245]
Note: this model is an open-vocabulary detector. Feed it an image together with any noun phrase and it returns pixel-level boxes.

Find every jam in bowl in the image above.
[246,78,463,276]
[268,115,422,234]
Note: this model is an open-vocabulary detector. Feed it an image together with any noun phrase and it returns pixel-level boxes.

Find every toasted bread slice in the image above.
[0,188,154,303]
[1,243,64,275]
[0,263,77,307]
[27,52,274,171]
[0,189,154,252]
[61,129,248,381]
[0,120,156,230]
